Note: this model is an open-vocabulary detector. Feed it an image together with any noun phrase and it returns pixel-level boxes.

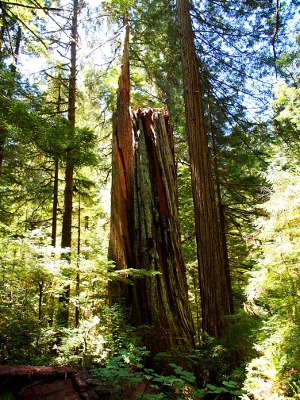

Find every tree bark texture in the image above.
[51,159,59,248]
[109,107,195,358]
[131,108,195,356]
[209,104,234,315]
[176,0,233,338]
[108,19,194,362]
[108,21,134,307]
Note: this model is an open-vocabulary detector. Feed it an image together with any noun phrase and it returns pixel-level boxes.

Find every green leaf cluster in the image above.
[92,347,245,399]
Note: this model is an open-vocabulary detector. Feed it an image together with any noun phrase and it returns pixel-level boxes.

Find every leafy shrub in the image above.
[243,157,300,399]
[92,345,244,399]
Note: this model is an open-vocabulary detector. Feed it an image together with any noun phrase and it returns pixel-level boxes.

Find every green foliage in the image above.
[273,80,300,158]
[0,393,15,400]
[108,267,162,284]
[92,349,205,399]
[92,350,145,397]
[243,154,300,399]
[0,3,298,400]
[206,381,244,398]
[0,220,113,365]
[90,316,245,399]
[177,163,197,264]
[92,344,245,399]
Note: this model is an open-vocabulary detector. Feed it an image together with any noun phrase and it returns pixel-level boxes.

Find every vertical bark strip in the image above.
[108,18,134,306]
[176,0,233,338]
[52,159,59,248]
[209,103,234,315]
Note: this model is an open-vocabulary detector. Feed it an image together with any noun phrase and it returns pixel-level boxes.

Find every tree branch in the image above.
[2,0,61,11]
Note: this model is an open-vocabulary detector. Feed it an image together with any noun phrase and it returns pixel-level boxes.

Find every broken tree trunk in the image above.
[109,107,195,362]
[108,19,134,307]
[131,108,195,357]
[108,18,195,367]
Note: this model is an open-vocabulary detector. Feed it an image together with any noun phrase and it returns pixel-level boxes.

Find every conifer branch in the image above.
[2,0,61,11]
[3,4,49,50]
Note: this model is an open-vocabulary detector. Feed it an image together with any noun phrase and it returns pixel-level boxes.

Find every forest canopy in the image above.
[0,0,300,398]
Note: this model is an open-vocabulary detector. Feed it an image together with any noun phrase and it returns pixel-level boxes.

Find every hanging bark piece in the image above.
[131,108,195,356]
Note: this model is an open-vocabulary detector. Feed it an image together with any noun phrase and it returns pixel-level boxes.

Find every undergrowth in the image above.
[92,345,244,399]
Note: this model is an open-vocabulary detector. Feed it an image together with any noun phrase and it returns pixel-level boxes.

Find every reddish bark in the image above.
[23,378,80,400]
[0,365,78,389]
[108,20,195,367]
[108,22,134,307]
[0,366,106,399]
[0,365,160,399]
[130,108,195,357]
[176,0,234,338]
[109,107,195,363]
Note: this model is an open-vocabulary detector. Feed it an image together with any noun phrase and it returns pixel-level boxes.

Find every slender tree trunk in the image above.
[176,0,233,338]
[0,124,5,175]
[58,0,78,327]
[108,18,195,367]
[58,163,73,326]
[52,159,59,248]
[61,165,74,251]
[209,103,234,315]
[75,191,80,328]
[52,81,63,248]
[10,25,21,73]
[38,282,43,321]
[0,25,5,59]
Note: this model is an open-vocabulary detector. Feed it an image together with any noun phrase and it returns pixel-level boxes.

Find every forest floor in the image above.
[0,365,110,399]
[0,365,152,399]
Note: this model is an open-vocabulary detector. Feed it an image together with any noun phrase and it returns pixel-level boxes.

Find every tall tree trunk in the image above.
[50,105,60,326]
[0,124,5,176]
[52,159,59,248]
[38,282,44,321]
[58,163,73,326]
[58,0,78,327]
[209,103,234,315]
[108,16,134,307]
[10,25,21,73]
[52,82,62,248]
[108,18,195,367]
[176,0,233,338]
[75,191,80,328]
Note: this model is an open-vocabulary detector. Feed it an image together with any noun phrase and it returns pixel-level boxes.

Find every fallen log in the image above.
[0,365,102,399]
[0,365,78,389]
